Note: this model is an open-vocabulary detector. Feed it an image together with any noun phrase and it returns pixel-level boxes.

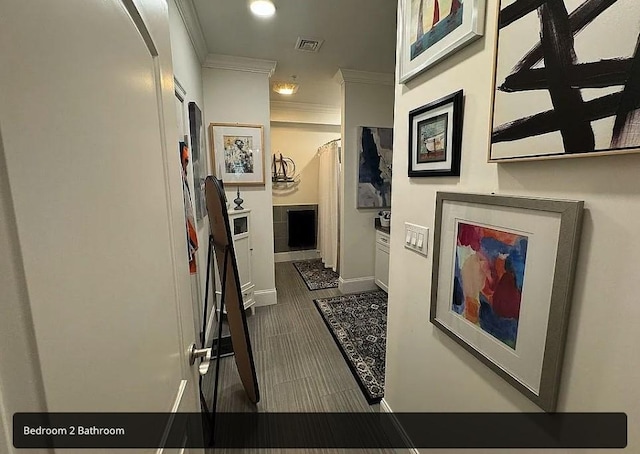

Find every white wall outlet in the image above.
[404,222,429,256]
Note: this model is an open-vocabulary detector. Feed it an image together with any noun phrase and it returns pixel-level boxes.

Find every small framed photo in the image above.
[409,90,463,177]
[431,192,584,412]
[209,123,265,185]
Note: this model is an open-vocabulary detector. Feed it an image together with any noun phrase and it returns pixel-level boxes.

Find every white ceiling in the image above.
[192,0,398,107]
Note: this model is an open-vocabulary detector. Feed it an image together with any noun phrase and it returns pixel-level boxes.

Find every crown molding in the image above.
[334,68,395,86]
[173,76,187,100]
[173,0,208,63]
[270,101,341,125]
[270,101,339,116]
[203,54,277,76]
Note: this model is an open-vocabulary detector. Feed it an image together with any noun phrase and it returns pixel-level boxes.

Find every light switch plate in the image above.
[404,222,429,256]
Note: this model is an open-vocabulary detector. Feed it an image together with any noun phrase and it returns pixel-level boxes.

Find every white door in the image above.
[0,0,202,450]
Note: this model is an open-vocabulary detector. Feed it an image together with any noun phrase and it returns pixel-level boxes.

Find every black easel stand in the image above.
[199,235,231,438]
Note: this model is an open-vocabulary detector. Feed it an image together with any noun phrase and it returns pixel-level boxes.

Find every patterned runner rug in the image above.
[293,259,339,290]
[313,290,387,404]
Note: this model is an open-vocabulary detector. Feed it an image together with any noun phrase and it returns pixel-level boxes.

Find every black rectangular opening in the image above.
[288,209,316,249]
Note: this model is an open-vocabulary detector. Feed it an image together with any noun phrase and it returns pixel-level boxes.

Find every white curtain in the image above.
[317,139,340,271]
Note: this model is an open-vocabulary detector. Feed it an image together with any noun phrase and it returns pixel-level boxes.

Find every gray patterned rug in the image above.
[293,259,339,290]
[313,291,387,404]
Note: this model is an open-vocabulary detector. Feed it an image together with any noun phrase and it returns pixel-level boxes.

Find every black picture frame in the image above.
[408,90,463,177]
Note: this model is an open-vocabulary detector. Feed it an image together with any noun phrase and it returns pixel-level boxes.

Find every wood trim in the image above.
[338,276,377,294]
[490,147,640,162]
[173,0,208,63]
[203,53,277,76]
[379,399,420,454]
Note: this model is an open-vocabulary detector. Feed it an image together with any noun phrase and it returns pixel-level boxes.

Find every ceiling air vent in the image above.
[294,37,324,53]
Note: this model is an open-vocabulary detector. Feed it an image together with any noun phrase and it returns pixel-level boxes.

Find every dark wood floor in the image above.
[202,261,402,453]
[203,261,379,413]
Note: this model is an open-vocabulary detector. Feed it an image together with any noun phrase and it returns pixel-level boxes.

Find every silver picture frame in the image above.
[430,192,584,412]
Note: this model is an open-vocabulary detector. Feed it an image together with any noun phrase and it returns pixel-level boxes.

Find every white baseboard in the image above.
[380,398,419,454]
[204,306,217,348]
[254,288,277,307]
[338,276,377,294]
[274,250,320,263]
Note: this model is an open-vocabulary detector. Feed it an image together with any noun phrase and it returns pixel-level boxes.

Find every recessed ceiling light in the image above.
[250,0,276,17]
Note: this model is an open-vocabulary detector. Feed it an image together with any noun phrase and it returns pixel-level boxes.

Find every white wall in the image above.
[339,77,395,290]
[168,0,208,321]
[0,131,49,454]
[386,0,640,451]
[203,67,277,306]
[271,122,340,206]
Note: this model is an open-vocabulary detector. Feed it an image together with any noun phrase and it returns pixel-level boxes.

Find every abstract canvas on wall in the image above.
[357,126,393,208]
[398,0,486,83]
[431,192,583,412]
[453,222,528,349]
[490,0,640,161]
[209,123,265,185]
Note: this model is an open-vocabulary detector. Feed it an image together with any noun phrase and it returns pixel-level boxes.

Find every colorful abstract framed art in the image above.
[397,0,486,84]
[209,123,265,186]
[430,192,584,412]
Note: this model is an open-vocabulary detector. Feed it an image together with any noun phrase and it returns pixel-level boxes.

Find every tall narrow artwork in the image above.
[188,102,206,220]
[490,0,640,161]
[357,127,393,209]
[453,222,528,349]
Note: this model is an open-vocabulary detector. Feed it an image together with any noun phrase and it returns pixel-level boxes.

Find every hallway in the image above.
[204,261,381,413]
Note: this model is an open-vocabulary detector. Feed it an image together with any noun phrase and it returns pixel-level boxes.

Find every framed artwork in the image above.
[357,126,393,208]
[490,0,640,161]
[397,0,486,83]
[430,192,584,412]
[188,102,206,220]
[409,90,463,177]
[209,123,265,185]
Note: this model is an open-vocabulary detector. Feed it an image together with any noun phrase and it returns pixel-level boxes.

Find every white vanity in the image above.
[374,219,390,293]
[216,208,256,314]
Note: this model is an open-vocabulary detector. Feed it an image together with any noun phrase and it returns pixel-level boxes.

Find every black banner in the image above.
[13,412,627,449]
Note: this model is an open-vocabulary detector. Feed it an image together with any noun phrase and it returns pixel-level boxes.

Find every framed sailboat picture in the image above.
[409,90,464,176]
[398,0,487,83]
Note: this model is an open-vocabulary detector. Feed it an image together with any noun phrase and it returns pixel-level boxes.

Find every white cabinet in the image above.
[217,209,255,314]
[375,230,390,293]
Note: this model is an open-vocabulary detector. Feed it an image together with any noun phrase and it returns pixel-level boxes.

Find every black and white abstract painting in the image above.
[357,127,393,208]
[490,0,640,160]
